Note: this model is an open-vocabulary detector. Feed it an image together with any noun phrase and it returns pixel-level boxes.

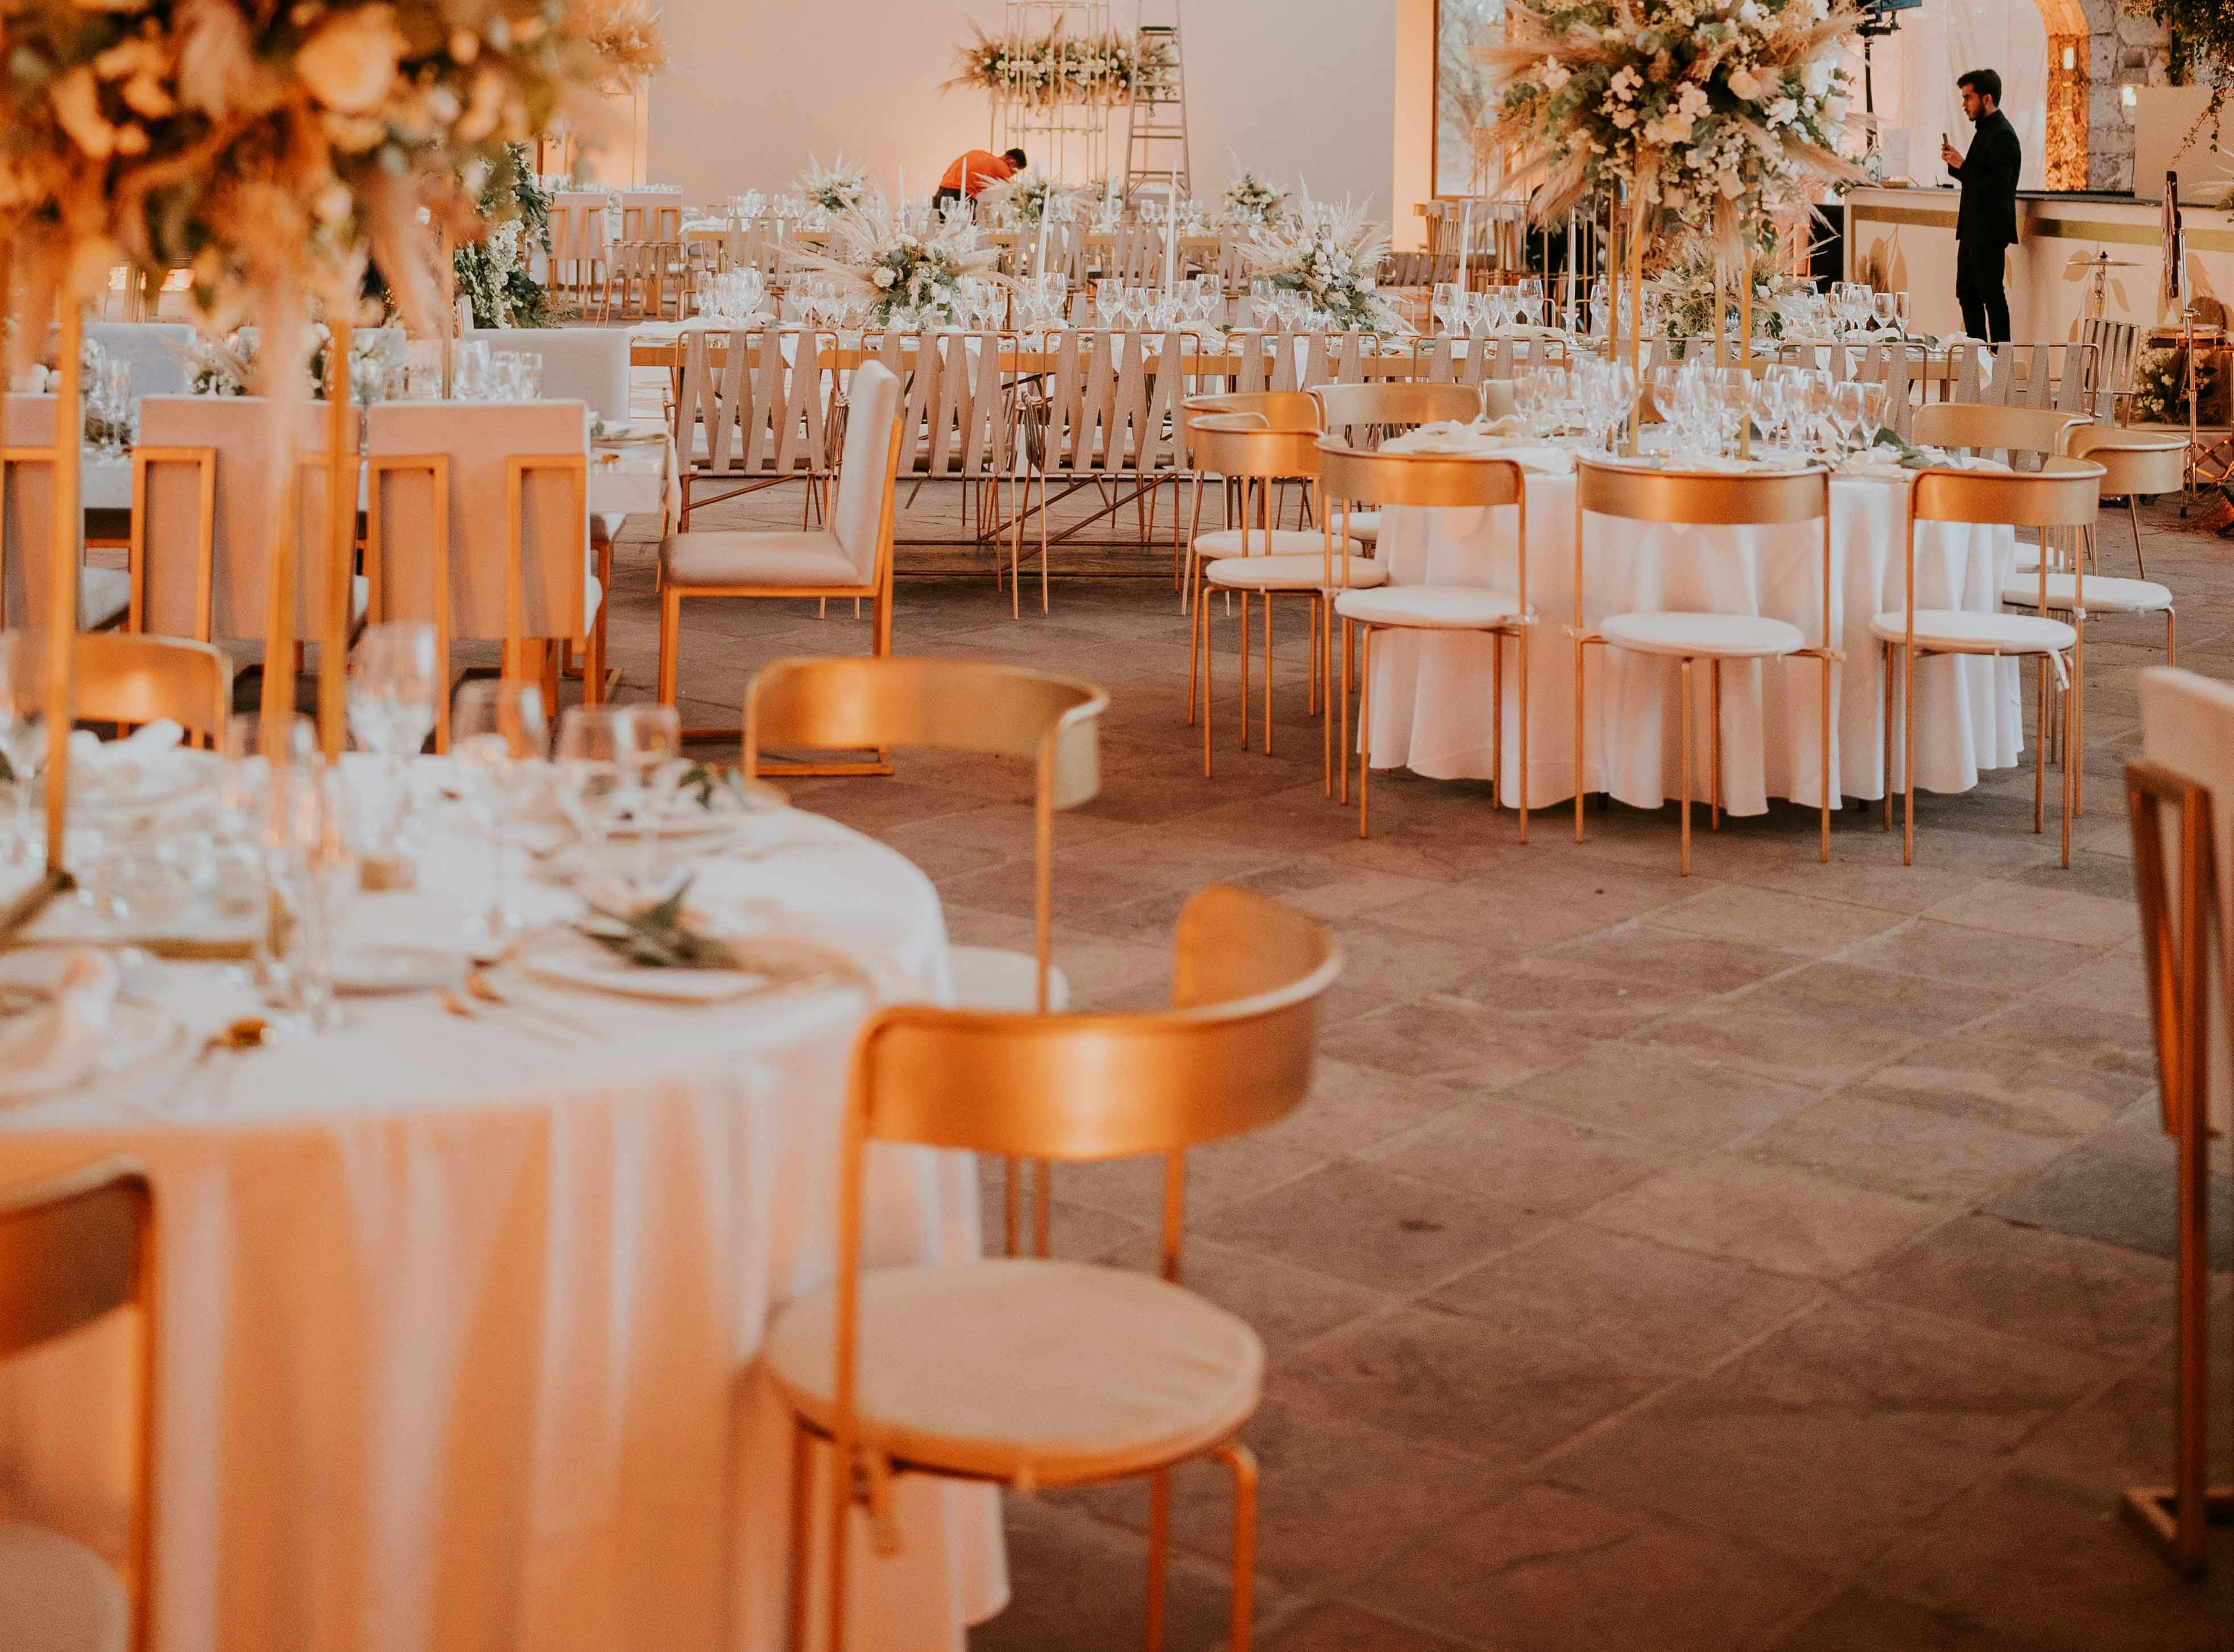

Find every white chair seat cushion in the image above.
[764,1258,1263,1485]
[591,511,628,545]
[81,568,130,631]
[1999,573,2174,614]
[1869,608,2076,655]
[1600,611,1806,659]
[1341,510,1381,543]
[2010,543,2041,573]
[948,946,1070,1013]
[660,528,862,589]
[1203,553,1387,593]
[0,1522,129,1652]
[1333,585,1524,629]
[1190,528,1328,560]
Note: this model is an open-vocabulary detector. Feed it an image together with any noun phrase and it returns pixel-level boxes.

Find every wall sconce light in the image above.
[2122,84,2139,107]
[2061,45,2076,71]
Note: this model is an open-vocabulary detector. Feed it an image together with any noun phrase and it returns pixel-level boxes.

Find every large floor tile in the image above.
[1582,1157,1943,1280]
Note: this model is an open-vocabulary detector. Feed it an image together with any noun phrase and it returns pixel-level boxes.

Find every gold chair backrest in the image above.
[1315,439,1524,510]
[743,655,1105,806]
[1912,401,2086,462]
[1181,391,1320,430]
[1910,456,2105,529]
[2066,424,2188,494]
[74,632,231,747]
[1186,412,1324,481]
[851,887,1339,1166]
[1575,461,1832,528]
[1309,381,1480,437]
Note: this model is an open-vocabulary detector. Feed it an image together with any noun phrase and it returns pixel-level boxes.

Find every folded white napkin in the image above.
[0,949,118,1102]
[1381,420,1491,456]
[575,873,909,1001]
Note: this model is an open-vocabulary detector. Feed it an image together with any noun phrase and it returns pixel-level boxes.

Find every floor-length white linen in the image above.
[0,804,1002,1652]
[1366,471,2024,813]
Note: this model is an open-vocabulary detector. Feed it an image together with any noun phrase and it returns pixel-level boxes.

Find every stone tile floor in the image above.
[609,473,2234,1651]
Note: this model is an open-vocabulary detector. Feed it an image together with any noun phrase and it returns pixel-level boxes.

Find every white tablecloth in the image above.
[0,796,1002,1652]
[1368,470,2024,812]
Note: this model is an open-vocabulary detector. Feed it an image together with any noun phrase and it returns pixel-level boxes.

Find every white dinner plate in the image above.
[332,944,465,996]
[512,931,776,1003]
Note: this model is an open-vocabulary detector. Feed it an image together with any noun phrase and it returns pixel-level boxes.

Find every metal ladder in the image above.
[1122,3,1189,200]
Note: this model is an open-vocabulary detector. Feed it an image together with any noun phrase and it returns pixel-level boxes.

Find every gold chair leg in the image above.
[1679,657,1693,876]
[1213,1441,1259,1652]
[1202,584,1215,780]
[2073,622,2086,818]
[1262,590,1275,757]
[1144,1468,1171,1652]
[1881,640,1894,832]
[1490,630,1504,812]
[1358,626,1373,838]
[1186,561,1202,728]
[2129,494,2147,578]
[1819,655,1832,864]
[1515,623,1529,844]
[2035,655,2047,836]
[657,590,682,706]
[1902,642,1917,866]
[1339,616,1353,807]
[1708,659,1722,831]
[2060,653,2073,868]
[786,1421,813,1652]
[1573,638,1588,844]
[1238,591,1250,752]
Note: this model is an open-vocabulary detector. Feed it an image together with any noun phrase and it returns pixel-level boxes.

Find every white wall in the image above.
[642,1,1401,217]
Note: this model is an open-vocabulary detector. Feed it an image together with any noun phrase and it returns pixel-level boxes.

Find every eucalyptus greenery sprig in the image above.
[577,879,743,971]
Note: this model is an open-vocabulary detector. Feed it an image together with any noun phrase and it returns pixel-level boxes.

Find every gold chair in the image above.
[1176,391,1326,593]
[75,632,231,747]
[2122,667,2234,1576]
[1574,463,1839,875]
[2064,423,2187,578]
[1308,383,1483,550]
[1187,416,1384,782]
[764,886,1342,1652]
[0,1159,155,1652]
[1911,401,2086,469]
[1317,441,1532,839]
[1878,457,2105,867]
[659,361,907,761]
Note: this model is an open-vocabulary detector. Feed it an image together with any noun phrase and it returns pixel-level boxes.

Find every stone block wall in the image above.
[2080,0,2172,190]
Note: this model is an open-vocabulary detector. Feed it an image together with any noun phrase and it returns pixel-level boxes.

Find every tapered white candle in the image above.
[1036,197,1050,276]
[1458,199,1472,299]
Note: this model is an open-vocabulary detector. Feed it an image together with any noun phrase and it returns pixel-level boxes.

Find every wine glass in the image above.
[552,705,634,863]
[0,632,45,866]
[622,704,682,893]
[1856,380,1892,448]
[347,622,440,862]
[452,678,548,948]
[259,755,353,1032]
[1830,382,1869,461]
[1871,292,1897,333]
[1095,279,1124,330]
[1894,291,1913,334]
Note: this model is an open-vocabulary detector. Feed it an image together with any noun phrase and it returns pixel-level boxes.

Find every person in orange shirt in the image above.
[932,147,1028,212]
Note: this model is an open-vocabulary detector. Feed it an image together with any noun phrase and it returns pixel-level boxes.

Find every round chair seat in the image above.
[1999,573,2174,615]
[1334,585,1525,630]
[1599,611,1805,660]
[948,946,1071,1013]
[1869,608,2077,655]
[1203,553,1387,593]
[0,1522,129,1652]
[1340,510,1381,543]
[764,1258,1263,1487]
[1190,528,1329,561]
[2010,543,2041,573]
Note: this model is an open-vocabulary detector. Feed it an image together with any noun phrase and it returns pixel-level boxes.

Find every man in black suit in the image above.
[1940,68,2021,342]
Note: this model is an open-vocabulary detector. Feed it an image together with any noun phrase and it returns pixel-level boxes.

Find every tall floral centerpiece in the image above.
[1223,169,1289,226]
[454,144,558,326]
[1482,0,1862,390]
[948,20,1174,110]
[793,197,1007,327]
[0,0,652,793]
[796,155,871,216]
[1236,201,1406,334]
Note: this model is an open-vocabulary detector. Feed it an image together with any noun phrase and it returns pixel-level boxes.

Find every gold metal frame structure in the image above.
[2122,756,2234,1574]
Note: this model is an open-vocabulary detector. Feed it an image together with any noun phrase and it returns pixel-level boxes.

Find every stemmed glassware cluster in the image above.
[1433,278,1546,336]
[452,341,542,400]
[1512,359,1636,451]
[1093,278,1222,333]
[702,268,767,322]
[551,703,685,897]
[791,278,870,329]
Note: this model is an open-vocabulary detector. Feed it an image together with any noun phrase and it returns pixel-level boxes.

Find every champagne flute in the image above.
[452,679,548,947]
[553,705,634,862]
[347,622,440,860]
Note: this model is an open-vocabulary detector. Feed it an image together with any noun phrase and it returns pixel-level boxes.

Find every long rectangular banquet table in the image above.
[0,783,1002,1652]
[1366,462,2024,813]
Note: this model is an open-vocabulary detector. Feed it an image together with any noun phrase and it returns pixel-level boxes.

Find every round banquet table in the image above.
[0,790,1003,1652]
[1366,465,2026,814]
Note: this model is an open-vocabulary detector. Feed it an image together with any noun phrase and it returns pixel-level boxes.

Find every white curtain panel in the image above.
[1873,0,2048,191]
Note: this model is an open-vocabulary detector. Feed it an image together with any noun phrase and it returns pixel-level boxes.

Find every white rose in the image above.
[1802,59,1832,97]
[1825,93,1849,123]
[873,267,896,289]
[1766,96,1798,126]
[1727,68,1764,102]
[1737,0,1763,22]
[1542,60,1570,93]
[1611,109,1636,129]
[297,5,407,115]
